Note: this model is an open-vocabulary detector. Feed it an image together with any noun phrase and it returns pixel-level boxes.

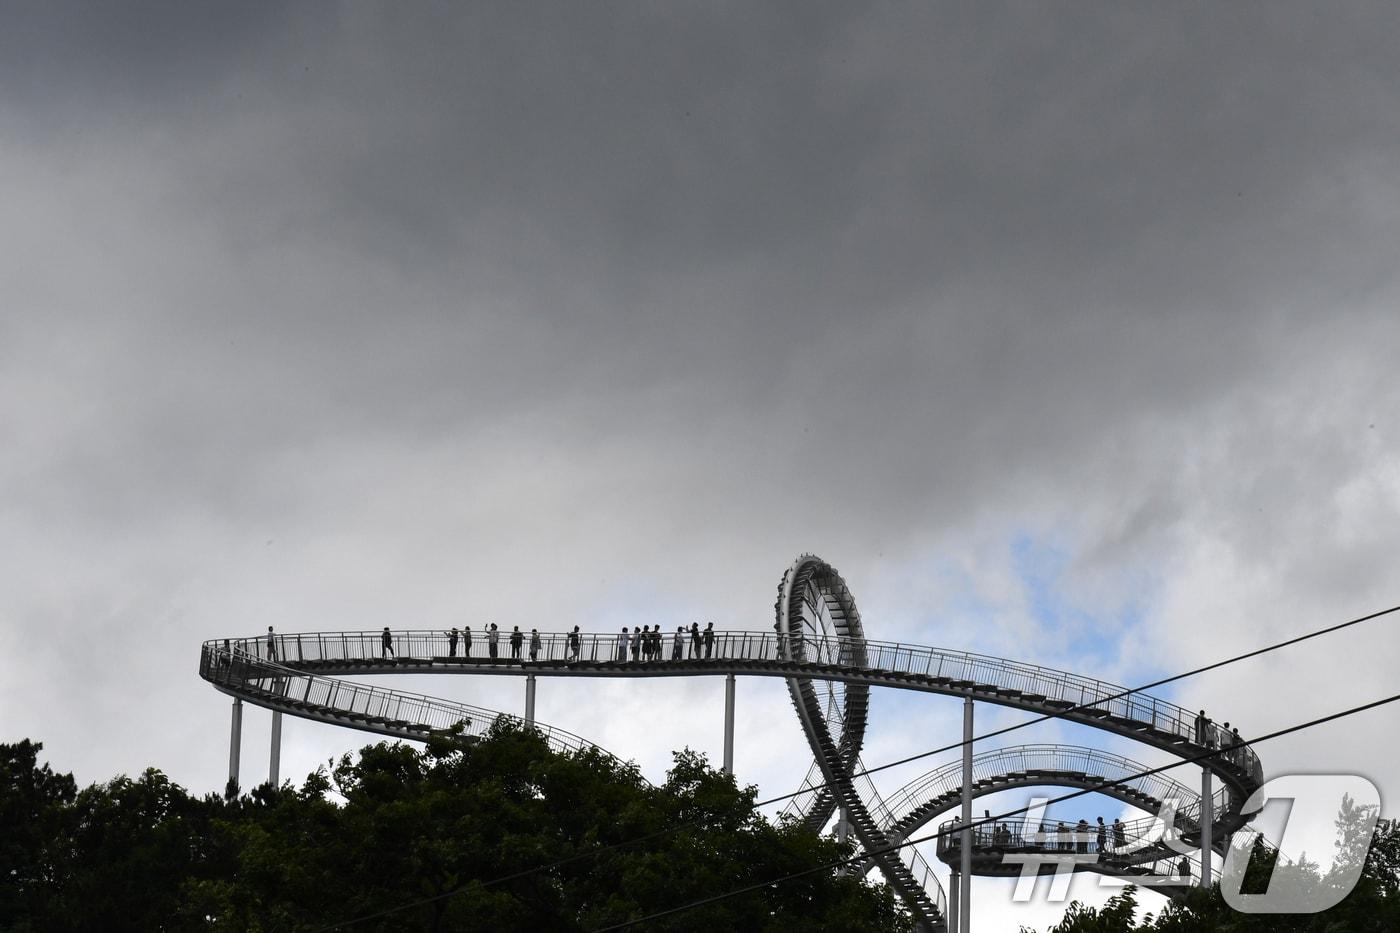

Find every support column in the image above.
[960,697,973,933]
[723,673,736,775]
[835,809,850,877]
[268,711,282,787]
[227,698,243,796]
[1200,766,1214,889]
[525,674,537,725]
[947,869,960,933]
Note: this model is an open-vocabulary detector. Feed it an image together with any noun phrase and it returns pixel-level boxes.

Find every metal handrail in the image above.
[878,744,1231,838]
[199,645,625,763]
[933,814,1217,867]
[210,629,1260,784]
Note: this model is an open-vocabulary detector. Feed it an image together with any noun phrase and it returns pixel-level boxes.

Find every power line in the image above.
[313,601,1398,931]
[757,600,1400,807]
[593,688,1400,931]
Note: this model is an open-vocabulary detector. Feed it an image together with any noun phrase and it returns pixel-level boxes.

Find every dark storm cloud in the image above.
[3,1,1398,833]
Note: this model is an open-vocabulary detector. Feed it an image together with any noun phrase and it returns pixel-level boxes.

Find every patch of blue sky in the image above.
[1008,532,1175,694]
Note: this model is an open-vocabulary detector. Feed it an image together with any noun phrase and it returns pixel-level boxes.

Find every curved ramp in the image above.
[201,554,1263,929]
[200,645,627,763]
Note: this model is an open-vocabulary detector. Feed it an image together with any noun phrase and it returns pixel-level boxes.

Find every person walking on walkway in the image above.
[463,625,472,658]
[651,625,662,660]
[1195,709,1211,746]
[631,625,643,662]
[617,627,629,662]
[1112,817,1126,851]
[446,627,459,658]
[266,626,277,661]
[381,627,395,659]
[1095,817,1107,856]
[672,626,684,660]
[1075,819,1089,854]
[529,628,541,662]
[703,622,714,659]
[487,623,499,660]
[568,625,581,661]
[509,626,523,661]
[689,622,701,659]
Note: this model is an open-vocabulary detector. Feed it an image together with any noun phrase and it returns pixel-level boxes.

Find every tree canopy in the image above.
[1,725,912,932]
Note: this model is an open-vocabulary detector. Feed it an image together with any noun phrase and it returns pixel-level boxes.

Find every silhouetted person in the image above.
[568,625,581,661]
[1076,818,1089,854]
[446,627,459,658]
[529,628,541,661]
[510,626,523,660]
[463,625,472,658]
[672,626,684,660]
[1057,821,1069,852]
[617,627,629,662]
[381,627,395,659]
[1096,817,1107,855]
[1178,857,1190,879]
[631,625,643,661]
[266,626,277,661]
[690,622,701,659]
[703,622,714,658]
[487,623,499,659]
[650,626,662,660]
[1113,817,1126,850]
[1195,709,1213,747]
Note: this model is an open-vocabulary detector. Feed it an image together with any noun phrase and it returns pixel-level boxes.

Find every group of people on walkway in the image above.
[427,623,720,664]
[615,622,715,662]
[1195,709,1248,769]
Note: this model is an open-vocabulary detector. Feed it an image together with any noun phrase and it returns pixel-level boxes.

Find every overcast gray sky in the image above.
[3,2,1399,927]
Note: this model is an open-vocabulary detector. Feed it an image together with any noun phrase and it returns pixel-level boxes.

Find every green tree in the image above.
[2,727,913,932]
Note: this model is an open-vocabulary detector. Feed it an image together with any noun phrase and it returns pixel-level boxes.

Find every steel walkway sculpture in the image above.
[200,554,1263,932]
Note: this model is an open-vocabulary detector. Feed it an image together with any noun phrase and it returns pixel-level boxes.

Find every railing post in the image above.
[723,673,736,776]
[960,697,973,932]
[269,710,282,787]
[227,698,242,796]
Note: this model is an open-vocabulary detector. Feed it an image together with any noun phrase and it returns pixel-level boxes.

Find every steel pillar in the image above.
[835,809,850,877]
[723,673,736,775]
[948,869,960,933]
[1201,766,1213,888]
[960,697,973,932]
[525,674,536,725]
[269,710,282,787]
[228,698,243,794]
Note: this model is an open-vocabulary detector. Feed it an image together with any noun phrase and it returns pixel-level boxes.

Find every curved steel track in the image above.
[200,554,1262,931]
